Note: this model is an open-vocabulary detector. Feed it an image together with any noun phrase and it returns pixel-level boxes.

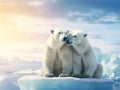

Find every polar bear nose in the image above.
[66,40,72,44]
[62,37,67,41]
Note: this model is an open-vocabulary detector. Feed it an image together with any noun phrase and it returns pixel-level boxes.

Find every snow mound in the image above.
[101,53,120,79]
[93,47,120,79]
[0,75,20,90]
[18,75,113,90]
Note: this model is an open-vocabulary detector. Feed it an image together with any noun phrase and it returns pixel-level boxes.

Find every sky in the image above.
[0,0,120,61]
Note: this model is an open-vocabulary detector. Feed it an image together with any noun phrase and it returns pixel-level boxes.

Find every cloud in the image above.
[0,57,42,74]
[13,69,41,75]
[67,12,120,24]
[88,34,103,40]
[1,0,120,23]
[61,0,120,23]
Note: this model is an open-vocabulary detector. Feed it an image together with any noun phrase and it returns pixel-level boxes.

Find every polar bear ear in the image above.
[66,30,69,34]
[66,30,69,33]
[84,33,87,37]
[50,30,54,34]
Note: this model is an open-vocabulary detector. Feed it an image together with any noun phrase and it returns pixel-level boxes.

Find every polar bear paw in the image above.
[80,74,91,78]
[59,73,69,77]
[71,74,81,78]
[44,74,55,77]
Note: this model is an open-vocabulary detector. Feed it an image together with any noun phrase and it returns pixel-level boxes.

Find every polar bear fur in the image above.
[66,30,103,78]
[93,64,103,78]
[41,28,73,77]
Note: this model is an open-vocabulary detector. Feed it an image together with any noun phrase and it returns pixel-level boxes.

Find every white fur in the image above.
[41,28,73,77]
[68,30,103,78]
[93,64,103,78]
[71,46,83,77]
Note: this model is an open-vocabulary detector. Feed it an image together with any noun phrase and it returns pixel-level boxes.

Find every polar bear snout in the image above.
[62,37,67,42]
[66,40,72,45]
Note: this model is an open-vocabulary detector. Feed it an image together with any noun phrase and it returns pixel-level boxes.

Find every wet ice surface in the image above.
[18,76,114,90]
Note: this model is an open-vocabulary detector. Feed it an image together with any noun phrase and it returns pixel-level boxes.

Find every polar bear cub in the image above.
[42,28,73,77]
[66,30,103,78]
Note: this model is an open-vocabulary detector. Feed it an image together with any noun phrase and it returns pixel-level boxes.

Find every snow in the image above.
[0,75,20,90]
[100,53,120,79]
[18,75,114,90]
[13,69,41,75]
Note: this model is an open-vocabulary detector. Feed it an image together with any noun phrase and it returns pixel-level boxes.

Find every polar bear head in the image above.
[66,30,87,45]
[50,28,68,43]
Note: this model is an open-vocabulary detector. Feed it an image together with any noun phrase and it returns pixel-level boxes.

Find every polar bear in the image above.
[41,28,73,77]
[65,30,103,78]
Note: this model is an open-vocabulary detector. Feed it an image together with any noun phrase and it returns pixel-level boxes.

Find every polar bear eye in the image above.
[74,35,77,38]
[58,32,63,34]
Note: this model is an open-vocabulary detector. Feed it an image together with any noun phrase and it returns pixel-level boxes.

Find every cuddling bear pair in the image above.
[40,28,103,78]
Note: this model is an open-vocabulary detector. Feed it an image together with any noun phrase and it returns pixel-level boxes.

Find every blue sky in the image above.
[36,0,118,23]
[1,0,120,23]
[0,0,120,61]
